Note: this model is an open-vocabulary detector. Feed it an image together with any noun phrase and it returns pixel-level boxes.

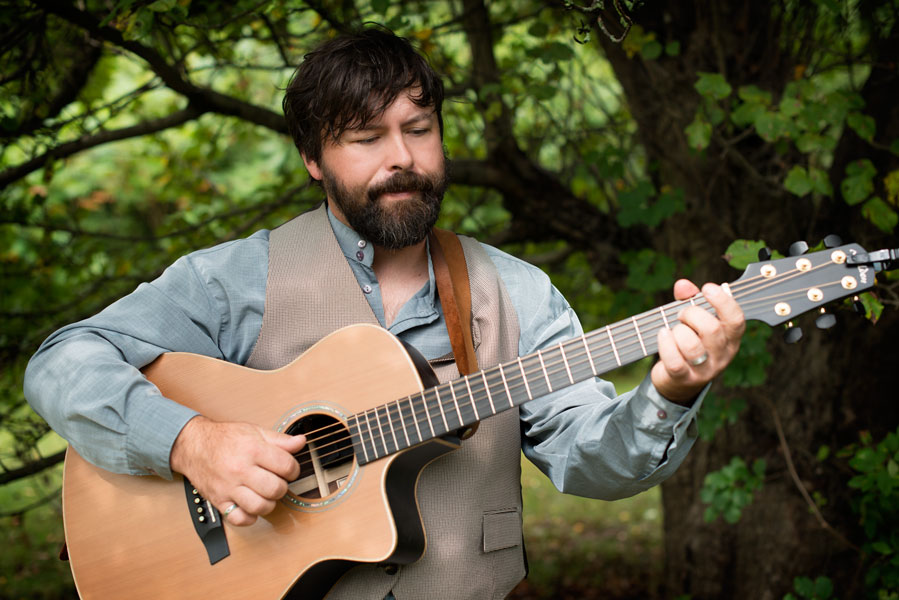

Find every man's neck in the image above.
[372,240,429,327]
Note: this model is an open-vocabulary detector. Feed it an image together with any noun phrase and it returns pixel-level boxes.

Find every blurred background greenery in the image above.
[2,1,898,598]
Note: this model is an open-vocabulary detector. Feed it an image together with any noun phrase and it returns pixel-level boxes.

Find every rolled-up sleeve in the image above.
[24,234,268,479]
[487,244,705,500]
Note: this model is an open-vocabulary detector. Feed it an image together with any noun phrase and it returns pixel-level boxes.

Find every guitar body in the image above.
[62,324,459,600]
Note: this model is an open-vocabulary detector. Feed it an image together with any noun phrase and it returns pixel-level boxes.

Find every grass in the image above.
[511,363,664,600]
[1,366,660,599]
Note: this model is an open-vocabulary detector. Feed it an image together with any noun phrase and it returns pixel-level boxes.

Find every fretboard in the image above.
[347,294,710,465]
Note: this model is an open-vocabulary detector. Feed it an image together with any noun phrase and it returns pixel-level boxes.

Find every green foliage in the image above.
[700,456,767,524]
[686,64,899,233]
[784,575,836,600]
[844,428,899,594]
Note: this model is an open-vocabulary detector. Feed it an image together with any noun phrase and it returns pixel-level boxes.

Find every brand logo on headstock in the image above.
[858,264,869,284]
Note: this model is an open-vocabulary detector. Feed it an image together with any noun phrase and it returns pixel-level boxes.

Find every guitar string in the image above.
[292,274,849,469]
[289,263,849,467]
[289,261,850,467]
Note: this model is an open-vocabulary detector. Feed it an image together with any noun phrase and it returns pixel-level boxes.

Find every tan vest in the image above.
[246,205,526,599]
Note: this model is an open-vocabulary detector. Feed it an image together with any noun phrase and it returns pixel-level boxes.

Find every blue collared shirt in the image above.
[24,207,704,500]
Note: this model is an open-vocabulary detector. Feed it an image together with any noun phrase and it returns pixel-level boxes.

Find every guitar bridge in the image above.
[182,477,230,565]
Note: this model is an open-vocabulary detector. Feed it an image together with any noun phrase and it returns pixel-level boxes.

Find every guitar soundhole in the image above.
[286,414,355,501]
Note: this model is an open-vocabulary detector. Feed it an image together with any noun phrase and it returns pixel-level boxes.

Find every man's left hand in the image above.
[651,279,745,404]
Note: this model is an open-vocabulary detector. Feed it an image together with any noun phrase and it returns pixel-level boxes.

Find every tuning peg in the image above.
[852,295,866,315]
[783,322,803,343]
[758,247,772,261]
[815,308,837,329]
[789,241,809,256]
[823,234,843,248]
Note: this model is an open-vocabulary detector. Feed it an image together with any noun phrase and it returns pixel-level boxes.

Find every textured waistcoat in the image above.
[245,205,525,599]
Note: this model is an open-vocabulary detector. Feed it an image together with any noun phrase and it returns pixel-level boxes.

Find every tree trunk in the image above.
[596,2,899,597]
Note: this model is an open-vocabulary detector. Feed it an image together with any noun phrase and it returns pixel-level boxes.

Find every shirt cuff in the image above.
[124,394,199,480]
[631,373,708,439]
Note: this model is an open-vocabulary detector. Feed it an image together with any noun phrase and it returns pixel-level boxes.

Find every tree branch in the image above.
[33,1,287,132]
[0,105,202,188]
[0,449,66,486]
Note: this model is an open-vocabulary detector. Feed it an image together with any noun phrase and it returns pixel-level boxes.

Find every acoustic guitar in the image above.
[61,242,891,599]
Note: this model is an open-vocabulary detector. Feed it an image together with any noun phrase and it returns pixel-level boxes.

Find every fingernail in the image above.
[704,284,720,297]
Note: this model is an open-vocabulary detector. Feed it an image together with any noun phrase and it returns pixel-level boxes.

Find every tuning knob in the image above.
[852,295,866,315]
[823,234,843,248]
[784,322,803,343]
[758,247,772,261]
[815,308,836,329]
[789,241,809,256]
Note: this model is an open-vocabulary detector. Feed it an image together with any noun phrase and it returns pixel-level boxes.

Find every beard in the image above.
[321,162,447,250]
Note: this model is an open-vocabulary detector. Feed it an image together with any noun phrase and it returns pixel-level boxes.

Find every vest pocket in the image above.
[482,508,522,552]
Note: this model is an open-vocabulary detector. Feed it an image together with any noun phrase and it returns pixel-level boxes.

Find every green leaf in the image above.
[858,293,884,324]
[723,239,768,270]
[686,116,712,150]
[665,41,681,56]
[695,72,732,100]
[813,576,834,599]
[847,111,876,141]
[861,196,898,233]
[641,40,663,60]
[808,167,833,196]
[794,576,816,598]
[871,541,893,555]
[528,21,549,38]
[784,166,813,197]
[731,101,766,128]
[841,159,876,205]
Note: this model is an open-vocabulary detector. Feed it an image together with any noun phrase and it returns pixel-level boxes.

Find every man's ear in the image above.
[302,155,322,181]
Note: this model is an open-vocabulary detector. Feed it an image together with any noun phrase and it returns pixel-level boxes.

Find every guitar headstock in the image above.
[731,243,877,327]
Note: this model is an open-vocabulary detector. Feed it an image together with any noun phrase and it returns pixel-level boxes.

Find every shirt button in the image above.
[357,240,367,249]
[657,409,668,420]
[356,250,365,261]
[362,284,373,294]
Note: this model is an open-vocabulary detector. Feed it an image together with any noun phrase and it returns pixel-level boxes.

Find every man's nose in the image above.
[386,134,413,171]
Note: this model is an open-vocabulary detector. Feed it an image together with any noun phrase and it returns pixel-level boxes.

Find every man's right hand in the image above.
[170,415,306,526]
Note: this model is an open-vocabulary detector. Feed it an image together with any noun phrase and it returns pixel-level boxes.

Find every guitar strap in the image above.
[429,229,479,376]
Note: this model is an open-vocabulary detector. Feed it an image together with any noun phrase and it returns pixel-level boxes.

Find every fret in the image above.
[395,398,411,448]
[660,306,671,329]
[384,404,399,452]
[498,363,514,408]
[448,382,463,426]
[606,325,621,367]
[559,342,574,384]
[349,415,370,464]
[408,396,422,444]
[632,316,647,356]
[364,410,381,459]
[464,375,480,421]
[517,357,533,400]
[375,406,392,455]
[421,391,436,439]
[537,350,552,392]
[581,335,598,377]
[481,371,497,414]
[434,386,450,432]
[689,296,696,306]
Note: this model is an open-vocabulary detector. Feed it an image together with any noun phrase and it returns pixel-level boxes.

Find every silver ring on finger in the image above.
[689,352,709,367]
[223,503,238,517]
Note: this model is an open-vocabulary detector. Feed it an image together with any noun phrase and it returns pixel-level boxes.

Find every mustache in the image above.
[367,171,436,202]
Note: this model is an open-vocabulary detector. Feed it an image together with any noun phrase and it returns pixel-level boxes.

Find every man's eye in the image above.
[355,136,378,144]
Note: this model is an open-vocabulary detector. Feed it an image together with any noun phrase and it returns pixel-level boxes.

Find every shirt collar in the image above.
[325,201,438,312]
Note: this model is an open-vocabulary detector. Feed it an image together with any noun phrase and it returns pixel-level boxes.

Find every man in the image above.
[25,28,744,599]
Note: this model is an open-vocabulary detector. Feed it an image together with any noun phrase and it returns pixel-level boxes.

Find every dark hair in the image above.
[282,28,445,164]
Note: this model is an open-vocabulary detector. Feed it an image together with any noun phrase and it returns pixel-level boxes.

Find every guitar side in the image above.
[62,324,458,600]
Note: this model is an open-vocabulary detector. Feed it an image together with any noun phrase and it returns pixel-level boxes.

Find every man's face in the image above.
[303,91,447,250]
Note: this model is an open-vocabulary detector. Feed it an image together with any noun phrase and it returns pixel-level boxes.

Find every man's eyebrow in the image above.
[350,110,436,132]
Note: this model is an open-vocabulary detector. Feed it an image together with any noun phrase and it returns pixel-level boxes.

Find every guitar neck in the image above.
[347,241,884,464]
[348,295,702,465]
